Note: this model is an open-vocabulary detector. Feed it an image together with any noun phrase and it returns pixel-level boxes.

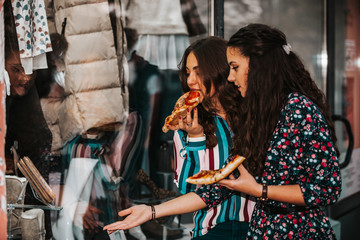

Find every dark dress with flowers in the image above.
[195,93,342,239]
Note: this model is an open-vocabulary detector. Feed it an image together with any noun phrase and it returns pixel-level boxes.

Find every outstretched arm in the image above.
[103,192,206,234]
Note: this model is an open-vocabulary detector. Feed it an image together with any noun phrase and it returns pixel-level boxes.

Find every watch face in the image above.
[261,184,268,201]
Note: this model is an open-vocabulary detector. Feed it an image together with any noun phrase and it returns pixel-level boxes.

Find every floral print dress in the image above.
[196,93,342,239]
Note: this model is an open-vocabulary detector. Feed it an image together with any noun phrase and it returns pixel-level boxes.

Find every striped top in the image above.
[173,116,255,238]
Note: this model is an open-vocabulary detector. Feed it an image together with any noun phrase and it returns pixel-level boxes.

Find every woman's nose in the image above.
[227,73,234,82]
[187,72,196,85]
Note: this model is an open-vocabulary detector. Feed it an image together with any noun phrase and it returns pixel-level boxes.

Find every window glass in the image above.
[333,0,360,204]
[224,0,324,89]
[3,0,209,239]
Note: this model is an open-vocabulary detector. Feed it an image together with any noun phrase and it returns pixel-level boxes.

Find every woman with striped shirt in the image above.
[172,36,255,239]
[104,36,255,239]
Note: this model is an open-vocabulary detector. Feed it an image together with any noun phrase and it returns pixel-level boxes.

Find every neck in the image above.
[215,102,227,120]
[204,98,227,120]
[217,109,227,120]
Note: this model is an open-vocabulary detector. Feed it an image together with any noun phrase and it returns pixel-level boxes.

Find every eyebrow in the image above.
[228,61,237,65]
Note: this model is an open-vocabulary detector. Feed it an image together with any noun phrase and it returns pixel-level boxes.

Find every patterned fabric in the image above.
[11,0,52,56]
[60,133,124,237]
[196,93,341,239]
[60,113,144,234]
[11,0,52,74]
[52,132,128,240]
[173,115,255,238]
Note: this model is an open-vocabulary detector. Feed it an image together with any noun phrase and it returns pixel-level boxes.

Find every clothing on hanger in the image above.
[11,0,52,74]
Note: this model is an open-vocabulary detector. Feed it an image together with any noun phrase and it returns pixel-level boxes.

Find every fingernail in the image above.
[179,116,182,119]
[194,107,197,111]
[187,108,190,112]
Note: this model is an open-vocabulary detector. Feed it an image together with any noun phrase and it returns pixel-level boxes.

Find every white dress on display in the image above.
[126,0,189,70]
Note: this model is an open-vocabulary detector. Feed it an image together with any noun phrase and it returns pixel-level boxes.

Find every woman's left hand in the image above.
[218,165,262,198]
[103,204,151,234]
[167,107,204,137]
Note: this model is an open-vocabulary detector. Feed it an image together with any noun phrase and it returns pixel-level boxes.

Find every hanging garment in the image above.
[11,0,52,74]
[49,0,129,144]
[132,35,189,70]
[180,0,207,37]
[53,111,144,239]
[126,0,189,70]
[51,157,98,240]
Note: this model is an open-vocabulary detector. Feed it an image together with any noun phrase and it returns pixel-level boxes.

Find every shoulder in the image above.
[214,115,230,129]
[283,92,324,121]
[284,92,314,110]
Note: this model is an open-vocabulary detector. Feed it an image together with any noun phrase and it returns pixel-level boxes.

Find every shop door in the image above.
[326,0,360,239]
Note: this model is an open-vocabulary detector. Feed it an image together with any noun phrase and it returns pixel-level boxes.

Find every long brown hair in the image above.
[228,24,339,176]
[178,36,242,148]
[4,0,19,60]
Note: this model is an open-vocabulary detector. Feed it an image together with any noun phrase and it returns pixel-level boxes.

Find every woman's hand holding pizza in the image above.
[218,165,262,198]
[167,107,204,138]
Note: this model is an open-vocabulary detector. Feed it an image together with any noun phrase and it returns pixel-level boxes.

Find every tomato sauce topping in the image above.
[185,90,200,105]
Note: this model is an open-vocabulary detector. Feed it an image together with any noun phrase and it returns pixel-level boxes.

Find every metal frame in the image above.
[209,0,224,38]
[326,0,336,113]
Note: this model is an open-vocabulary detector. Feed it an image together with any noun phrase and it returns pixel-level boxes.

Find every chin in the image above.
[12,88,29,97]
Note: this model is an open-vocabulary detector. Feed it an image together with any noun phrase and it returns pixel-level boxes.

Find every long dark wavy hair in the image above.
[4,0,19,60]
[178,36,242,148]
[228,24,339,176]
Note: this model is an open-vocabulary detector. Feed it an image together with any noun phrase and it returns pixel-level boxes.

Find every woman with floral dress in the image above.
[201,23,342,239]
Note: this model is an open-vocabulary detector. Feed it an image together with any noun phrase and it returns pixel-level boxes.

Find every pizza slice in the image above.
[186,155,246,185]
[162,90,201,133]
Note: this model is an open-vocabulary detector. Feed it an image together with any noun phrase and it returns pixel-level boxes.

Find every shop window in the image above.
[3,0,209,239]
[224,0,325,89]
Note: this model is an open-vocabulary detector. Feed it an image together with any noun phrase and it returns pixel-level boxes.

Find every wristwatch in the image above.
[259,183,268,201]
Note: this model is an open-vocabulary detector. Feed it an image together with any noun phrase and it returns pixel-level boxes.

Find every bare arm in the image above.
[267,185,305,205]
[156,192,207,216]
[219,165,305,206]
[103,192,206,234]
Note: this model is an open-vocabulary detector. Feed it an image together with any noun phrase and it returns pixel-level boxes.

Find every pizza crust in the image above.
[186,155,246,185]
[162,90,200,133]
